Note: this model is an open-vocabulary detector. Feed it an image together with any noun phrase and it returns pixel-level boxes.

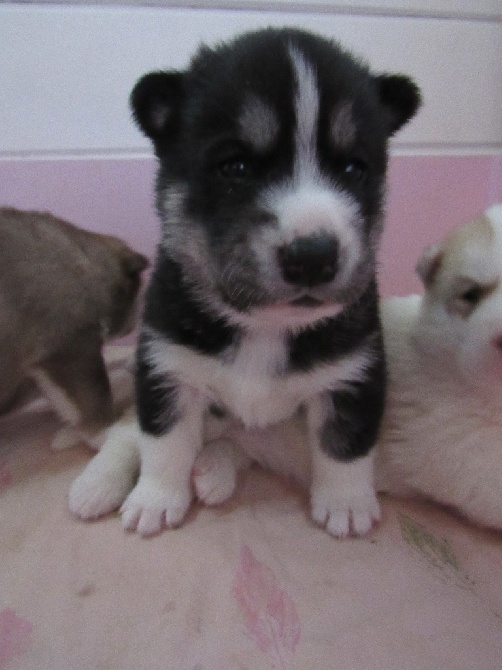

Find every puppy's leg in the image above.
[32,334,115,449]
[307,372,384,538]
[69,408,140,519]
[192,413,251,506]
[120,364,204,535]
[193,440,252,506]
[0,347,27,416]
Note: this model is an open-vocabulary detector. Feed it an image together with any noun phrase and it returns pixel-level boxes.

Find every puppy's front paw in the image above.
[69,458,136,520]
[120,478,192,536]
[192,440,238,506]
[310,488,381,538]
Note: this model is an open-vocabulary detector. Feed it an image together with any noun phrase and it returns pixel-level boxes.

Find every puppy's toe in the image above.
[311,489,380,538]
[120,478,192,536]
[193,442,237,506]
[351,505,381,536]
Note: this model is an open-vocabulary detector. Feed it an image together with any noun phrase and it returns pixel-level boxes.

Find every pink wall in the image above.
[0,155,500,297]
[382,154,502,295]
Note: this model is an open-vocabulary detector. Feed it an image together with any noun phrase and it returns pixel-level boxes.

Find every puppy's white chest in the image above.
[213,332,297,427]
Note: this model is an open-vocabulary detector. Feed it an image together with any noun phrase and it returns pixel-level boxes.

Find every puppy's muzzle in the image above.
[278,234,338,288]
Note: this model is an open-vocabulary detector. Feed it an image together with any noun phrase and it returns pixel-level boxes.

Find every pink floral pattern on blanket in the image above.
[0,609,32,668]
[232,545,301,669]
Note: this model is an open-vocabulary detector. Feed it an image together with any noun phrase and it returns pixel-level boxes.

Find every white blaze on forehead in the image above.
[289,45,320,181]
[257,46,361,270]
[271,184,359,242]
[267,183,362,285]
[239,94,279,152]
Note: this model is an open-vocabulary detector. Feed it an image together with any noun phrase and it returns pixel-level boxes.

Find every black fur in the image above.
[131,27,420,470]
[143,248,237,356]
[287,280,381,371]
[321,346,386,461]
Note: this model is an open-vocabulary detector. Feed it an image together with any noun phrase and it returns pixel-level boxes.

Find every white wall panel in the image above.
[1,4,501,158]
[15,0,502,21]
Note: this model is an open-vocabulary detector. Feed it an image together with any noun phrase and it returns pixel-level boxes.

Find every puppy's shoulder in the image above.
[380,295,421,334]
[380,294,423,380]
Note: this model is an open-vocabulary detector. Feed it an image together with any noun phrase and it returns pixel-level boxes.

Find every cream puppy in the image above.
[376,204,502,531]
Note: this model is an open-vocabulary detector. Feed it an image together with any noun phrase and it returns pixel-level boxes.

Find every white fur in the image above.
[144,326,374,429]
[376,205,502,531]
[116,321,378,535]
[120,387,205,535]
[192,437,251,506]
[310,452,380,537]
[69,407,140,519]
[290,46,319,180]
[70,329,377,535]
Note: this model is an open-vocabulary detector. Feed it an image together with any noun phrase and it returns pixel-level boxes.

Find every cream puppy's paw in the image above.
[310,487,381,537]
[120,478,192,536]
[192,440,238,506]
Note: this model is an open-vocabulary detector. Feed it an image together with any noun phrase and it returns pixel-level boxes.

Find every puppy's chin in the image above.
[239,299,345,332]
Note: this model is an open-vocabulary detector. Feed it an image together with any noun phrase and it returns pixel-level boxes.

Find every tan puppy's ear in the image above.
[121,248,149,276]
[416,243,443,288]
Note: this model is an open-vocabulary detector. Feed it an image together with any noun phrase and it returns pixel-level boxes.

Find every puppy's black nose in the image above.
[278,235,338,287]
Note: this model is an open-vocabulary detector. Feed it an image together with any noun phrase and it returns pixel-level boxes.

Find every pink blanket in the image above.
[1,404,501,669]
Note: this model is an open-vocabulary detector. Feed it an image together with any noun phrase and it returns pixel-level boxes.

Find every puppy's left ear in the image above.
[130,71,185,149]
[376,74,422,136]
[416,242,443,288]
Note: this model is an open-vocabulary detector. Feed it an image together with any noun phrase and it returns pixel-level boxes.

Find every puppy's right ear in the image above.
[416,243,443,288]
[130,71,184,147]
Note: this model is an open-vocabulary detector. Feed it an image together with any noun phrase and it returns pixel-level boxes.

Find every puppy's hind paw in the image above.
[120,478,192,536]
[311,489,381,538]
[192,440,238,506]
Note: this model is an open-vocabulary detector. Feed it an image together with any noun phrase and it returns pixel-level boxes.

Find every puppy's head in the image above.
[416,204,502,383]
[95,234,149,339]
[132,28,420,330]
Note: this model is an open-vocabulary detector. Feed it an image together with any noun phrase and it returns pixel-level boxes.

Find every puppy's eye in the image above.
[342,158,368,183]
[459,285,483,306]
[218,157,252,181]
[449,281,490,317]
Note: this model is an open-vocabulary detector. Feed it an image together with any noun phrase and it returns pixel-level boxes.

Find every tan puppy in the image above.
[0,207,148,445]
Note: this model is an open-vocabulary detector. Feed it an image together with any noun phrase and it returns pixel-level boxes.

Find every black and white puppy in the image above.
[121,27,421,537]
